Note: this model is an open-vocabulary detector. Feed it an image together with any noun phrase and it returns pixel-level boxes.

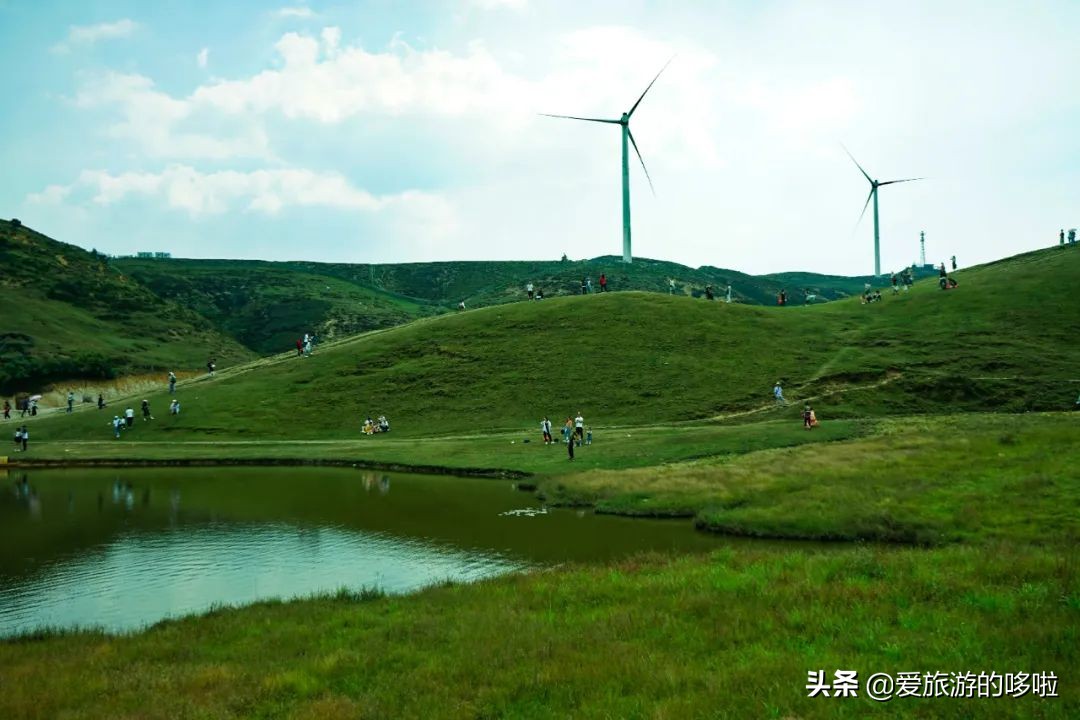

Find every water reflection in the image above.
[0,467,721,636]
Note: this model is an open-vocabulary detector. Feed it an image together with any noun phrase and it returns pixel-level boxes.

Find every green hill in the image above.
[114,258,441,355]
[0,220,254,394]
[26,243,1080,441]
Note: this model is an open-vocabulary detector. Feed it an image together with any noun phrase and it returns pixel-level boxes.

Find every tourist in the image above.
[809,406,819,428]
[803,405,812,430]
[566,420,575,461]
[30,399,37,416]
[778,289,787,306]
[536,288,544,300]
[541,416,553,445]
[141,399,153,422]
[1061,229,1065,246]
[124,407,135,428]
[13,426,22,452]
[773,381,787,406]
[581,277,588,295]
[3,400,9,420]
[19,425,28,452]
[705,285,714,300]
[97,393,106,409]
[458,300,466,311]
[562,418,572,445]
[170,399,180,416]
[669,278,676,295]
[67,391,75,414]
[586,277,593,293]
[891,274,899,294]
[379,415,390,433]
[586,426,593,446]
[112,416,123,439]
[303,337,312,357]
[574,412,585,446]
[296,338,303,357]
[951,255,958,271]
[168,371,177,393]
[599,273,607,292]
[207,358,216,377]
[526,282,534,300]
[726,284,732,303]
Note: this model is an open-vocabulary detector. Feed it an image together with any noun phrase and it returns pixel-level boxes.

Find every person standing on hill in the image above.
[141,399,153,422]
[726,284,732,303]
[586,277,593,293]
[296,338,303,357]
[803,405,812,430]
[566,419,575,461]
[526,282,534,300]
[207,358,216,377]
[891,274,899,294]
[170,399,180,416]
[97,393,106,409]
[778,289,787,306]
[705,285,715,300]
[574,412,585,446]
[112,416,123,439]
[773,382,787,406]
[168,371,177,393]
[1061,229,1066,246]
[586,426,593,445]
[3,400,10,420]
[67,391,75,414]
[599,274,607,292]
[19,426,28,452]
[124,407,135,428]
[951,255,957,271]
[13,427,22,452]
[669,278,676,295]
[581,277,588,295]
[541,417,553,445]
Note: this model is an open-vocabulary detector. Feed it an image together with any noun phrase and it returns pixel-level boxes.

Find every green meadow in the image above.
[1,244,1078,718]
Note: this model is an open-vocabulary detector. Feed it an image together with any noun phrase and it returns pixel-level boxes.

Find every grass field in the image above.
[1,244,1077,718]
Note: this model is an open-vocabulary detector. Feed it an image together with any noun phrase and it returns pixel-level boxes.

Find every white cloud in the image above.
[275,6,315,19]
[74,71,271,160]
[52,19,138,53]
[197,47,209,69]
[469,0,528,10]
[34,165,450,219]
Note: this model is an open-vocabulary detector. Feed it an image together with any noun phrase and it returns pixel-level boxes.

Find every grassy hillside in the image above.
[284,255,880,307]
[115,258,440,355]
[0,221,254,394]
[20,244,1080,442]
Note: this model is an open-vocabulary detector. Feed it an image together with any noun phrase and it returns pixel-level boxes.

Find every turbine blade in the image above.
[841,143,873,184]
[538,113,621,124]
[856,187,874,229]
[627,55,675,118]
[878,177,924,186]
[628,129,655,196]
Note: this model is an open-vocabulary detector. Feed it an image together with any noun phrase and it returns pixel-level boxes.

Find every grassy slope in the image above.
[115,258,440,355]
[16,244,1080,443]
[0,221,254,393]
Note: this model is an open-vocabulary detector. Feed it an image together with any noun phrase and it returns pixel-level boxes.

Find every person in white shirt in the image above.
[526,282,534,300]
[124,407,135,428]
[541,417,552,444]
[574,413,584,446]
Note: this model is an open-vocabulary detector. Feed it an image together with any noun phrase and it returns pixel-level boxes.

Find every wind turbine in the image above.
[541,58,672,264]
[844,146,922,276]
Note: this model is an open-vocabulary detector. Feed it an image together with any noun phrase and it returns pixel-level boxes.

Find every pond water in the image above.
[0,467,721,635]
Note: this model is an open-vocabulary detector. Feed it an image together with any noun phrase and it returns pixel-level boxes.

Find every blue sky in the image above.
[1,0,1077,275]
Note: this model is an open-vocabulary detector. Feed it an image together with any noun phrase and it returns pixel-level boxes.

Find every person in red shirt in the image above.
[599,273,607,292]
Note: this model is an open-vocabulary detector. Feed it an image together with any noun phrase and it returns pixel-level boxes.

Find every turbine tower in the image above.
[844,146,922,276]
[542,59,672,264]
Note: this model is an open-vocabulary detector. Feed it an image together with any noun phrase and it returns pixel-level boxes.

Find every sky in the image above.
[1,0,1077,275]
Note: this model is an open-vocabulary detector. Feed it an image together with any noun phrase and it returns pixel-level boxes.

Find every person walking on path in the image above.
[112,416,123,439]
[296,339,303,357]
[566,419,575,461]
[207,359,216,377]
[599,274,607,292]
[168,371,177,393]
[773,382,787,406]
[170,399,180,416]
[19,426,28,452]
[141,399,153,422]
[97,393,106,409]
[67,391,75,414]
[125,407,135,428]
[574,412,585,446]
[3,400,10,420]
[541,417,553,445]
[526,282,534,300]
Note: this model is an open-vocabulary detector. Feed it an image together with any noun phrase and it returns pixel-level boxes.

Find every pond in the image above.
[0,467,721,635]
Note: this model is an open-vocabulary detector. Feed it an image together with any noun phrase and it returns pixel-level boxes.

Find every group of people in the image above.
[295,333,318,357]
[11,425,29,452]
[540,413,592,460]
[1060,228,1077,245]
[523,273,609,301]
[362,415,391,434]
[110,399,165,438]
[775,382,824,430]
[5,397,38,418]
[703,284,734,302]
